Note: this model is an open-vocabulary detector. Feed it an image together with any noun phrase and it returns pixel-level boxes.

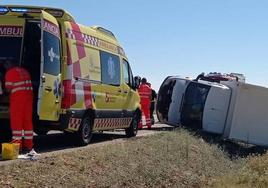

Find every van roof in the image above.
[0,5,75,22]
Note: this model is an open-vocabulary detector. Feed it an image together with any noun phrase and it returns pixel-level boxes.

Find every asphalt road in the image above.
[0,123,174,165]
[34,123,174,153]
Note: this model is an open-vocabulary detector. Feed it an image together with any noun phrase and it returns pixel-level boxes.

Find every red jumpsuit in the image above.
[5,67,34,150]
[138,83,152,129]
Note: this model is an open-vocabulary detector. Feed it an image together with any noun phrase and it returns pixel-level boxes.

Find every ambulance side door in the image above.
[38,11,61,121]
[94,51,124,114]
[122,59,136,114]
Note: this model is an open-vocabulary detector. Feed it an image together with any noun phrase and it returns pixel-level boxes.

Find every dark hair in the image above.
[141,77,147,84]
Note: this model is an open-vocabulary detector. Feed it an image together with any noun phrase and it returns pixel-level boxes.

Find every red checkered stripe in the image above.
[65,24,125,56]
[68,118,82,131]
[65,28,75,39]
[63,23,93,109]
[93,118,132,130]
[81,33,100,46]
[66,28,100,48]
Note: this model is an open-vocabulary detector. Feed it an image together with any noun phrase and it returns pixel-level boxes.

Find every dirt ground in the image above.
[1,124,267,187]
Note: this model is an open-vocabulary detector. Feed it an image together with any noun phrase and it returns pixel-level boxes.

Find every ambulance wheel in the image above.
[77,116,92,146]
[125,112,139,137]
[34,128,49,136]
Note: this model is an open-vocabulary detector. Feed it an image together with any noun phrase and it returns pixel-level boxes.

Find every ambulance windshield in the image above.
[0,37,22,66]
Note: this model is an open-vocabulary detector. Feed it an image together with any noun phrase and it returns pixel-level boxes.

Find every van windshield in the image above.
[0,37,22,66]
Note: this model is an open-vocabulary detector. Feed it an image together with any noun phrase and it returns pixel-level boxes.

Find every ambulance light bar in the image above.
[10,7,41,13]
[44,9,64,17]
[0,6,64,17]
[10,8,28,13]
[0,7,8,15]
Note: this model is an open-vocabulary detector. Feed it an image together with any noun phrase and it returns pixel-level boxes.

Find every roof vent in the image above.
[92,26,115,38]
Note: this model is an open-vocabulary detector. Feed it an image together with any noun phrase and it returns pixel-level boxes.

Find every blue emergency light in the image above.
[9,7,41,13]
[0,7,8,14]
[10,8,28,13]
[0,6,64,17]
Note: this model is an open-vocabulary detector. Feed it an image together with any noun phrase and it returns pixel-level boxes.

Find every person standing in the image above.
[138,77,152,129]
[4,59,34,153]
[149,85,157,125]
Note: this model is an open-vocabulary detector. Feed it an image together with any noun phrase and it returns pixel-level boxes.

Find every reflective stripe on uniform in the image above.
[24,130,33,134]
[13,80,32,86]
[11,86,33,94]
[12,136,22,140]
[24,136,33,139]
[12,130,22,134]
[5,81,13,86]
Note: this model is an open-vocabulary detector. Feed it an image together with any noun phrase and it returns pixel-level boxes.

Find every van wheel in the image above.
[76,116,92,146]
[125,112,139,137]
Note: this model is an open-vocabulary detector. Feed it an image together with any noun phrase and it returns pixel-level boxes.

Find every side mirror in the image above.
[134,76,141,89]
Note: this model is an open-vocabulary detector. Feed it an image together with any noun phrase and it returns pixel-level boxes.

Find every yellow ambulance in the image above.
[0,5,141,145]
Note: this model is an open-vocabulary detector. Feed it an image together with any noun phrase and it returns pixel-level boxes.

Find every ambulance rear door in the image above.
[38,11,61,121]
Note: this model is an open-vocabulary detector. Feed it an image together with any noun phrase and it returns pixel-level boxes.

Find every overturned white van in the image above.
[157,76,268,147]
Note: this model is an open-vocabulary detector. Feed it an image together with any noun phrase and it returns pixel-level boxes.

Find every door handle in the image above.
[123,90,128,94]
[45,86,52,92]
[41,75,46,83]
[118,89,122,93]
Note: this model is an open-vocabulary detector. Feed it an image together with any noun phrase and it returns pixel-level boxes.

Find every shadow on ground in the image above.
[152,121,267,158]
[34,132,126,153]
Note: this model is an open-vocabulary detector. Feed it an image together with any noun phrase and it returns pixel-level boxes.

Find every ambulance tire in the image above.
[125,112,139,137]
[76,116,93,146]
[34,127,49,136]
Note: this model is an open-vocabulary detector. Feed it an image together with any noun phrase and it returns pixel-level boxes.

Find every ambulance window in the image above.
[123,60,130,84]
[43,32,60,76]
[129,65,134,87]
[123,59,134,87]
[100,51,120,86]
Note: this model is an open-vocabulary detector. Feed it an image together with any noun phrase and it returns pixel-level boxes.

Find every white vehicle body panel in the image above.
[203,85,231,134]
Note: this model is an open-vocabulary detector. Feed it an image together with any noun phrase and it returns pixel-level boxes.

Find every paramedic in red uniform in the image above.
[4,59,34,152]
[138,77,152,129]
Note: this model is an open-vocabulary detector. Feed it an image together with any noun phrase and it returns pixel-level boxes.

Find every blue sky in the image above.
[1,0,268,90]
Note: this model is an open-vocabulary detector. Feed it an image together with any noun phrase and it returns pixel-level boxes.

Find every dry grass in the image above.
[0,128,259,188]
[209,153,268,188]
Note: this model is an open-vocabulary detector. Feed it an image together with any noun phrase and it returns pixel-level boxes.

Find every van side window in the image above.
[123,59,134,87]
[181,82,210,127]
[100,51,120,86]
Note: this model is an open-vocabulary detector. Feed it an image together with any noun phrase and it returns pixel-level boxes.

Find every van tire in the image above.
[76,116,93,146]
[125,112,139,137]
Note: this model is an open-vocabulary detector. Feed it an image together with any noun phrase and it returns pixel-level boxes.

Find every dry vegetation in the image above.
[0,128,267,187]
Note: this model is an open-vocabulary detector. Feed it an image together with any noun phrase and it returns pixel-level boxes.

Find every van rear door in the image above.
[38,11,61,121]
[0,18,25,118]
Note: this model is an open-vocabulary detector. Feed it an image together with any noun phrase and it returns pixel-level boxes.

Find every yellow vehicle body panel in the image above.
[38,10,62,121]
[62,21,140,112]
